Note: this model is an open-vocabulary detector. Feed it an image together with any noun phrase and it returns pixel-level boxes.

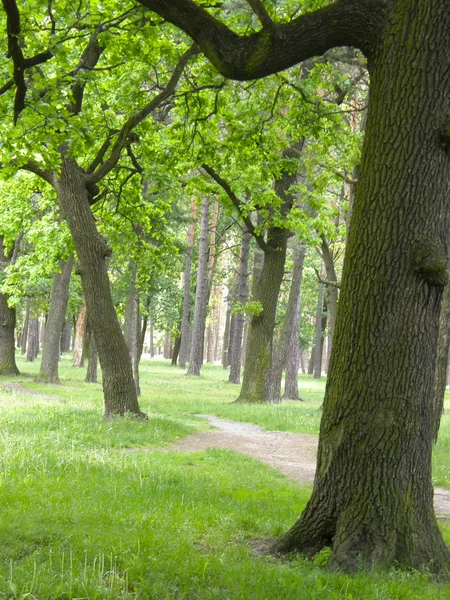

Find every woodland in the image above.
[0,0,450,596]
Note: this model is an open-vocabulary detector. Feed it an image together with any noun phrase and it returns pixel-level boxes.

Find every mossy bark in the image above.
[273,2,450,572]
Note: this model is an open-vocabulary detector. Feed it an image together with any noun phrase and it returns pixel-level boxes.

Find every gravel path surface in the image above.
[164,414,450,517]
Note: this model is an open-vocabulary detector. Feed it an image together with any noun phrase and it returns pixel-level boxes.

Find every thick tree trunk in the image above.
[187,196,210,376]
[274,3,450,572]
[229,228,251,384]
[283,241,306,400]
[72,305,88,367]
[26,318,40,361]
[55,158,145,418]
[179,197,197,368]
[37,256,74,383]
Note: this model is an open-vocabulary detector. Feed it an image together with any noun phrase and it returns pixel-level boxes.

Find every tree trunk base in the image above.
[35,373,61,384]
[0,364,20,376]
[271,490,450,575]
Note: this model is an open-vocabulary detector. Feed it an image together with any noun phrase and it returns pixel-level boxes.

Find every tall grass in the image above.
[0,355,448,599]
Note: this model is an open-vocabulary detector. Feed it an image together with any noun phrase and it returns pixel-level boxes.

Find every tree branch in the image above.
[201,163,272,254]
[69,27,105,115]
[87,45,198,184]
[2,0,53,123]
[21,161,55,186]
[314,266,341,288]
[246,0,274,29]
[136,0,387,80]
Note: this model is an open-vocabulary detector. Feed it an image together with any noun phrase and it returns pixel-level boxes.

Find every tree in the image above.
[37,255,74,383]
[187,196,210,375]
[136,0,450,572]
[0,235,20,375]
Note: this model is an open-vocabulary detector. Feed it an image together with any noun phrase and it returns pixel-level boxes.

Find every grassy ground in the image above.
[0,355,449,599]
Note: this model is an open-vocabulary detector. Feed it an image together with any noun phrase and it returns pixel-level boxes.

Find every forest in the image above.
[0,0,449,598]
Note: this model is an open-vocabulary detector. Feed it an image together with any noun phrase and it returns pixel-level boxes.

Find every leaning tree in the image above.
[136,0,450,573]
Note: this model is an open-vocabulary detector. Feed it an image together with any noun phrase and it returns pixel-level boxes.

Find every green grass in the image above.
[0,355,449,598]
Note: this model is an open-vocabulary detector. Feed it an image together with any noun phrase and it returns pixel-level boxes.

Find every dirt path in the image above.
[164,414,450,518]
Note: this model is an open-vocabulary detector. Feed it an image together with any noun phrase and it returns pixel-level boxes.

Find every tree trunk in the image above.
[320,237,338,360]
[179,197,197,368]
[187,196,210,376]
[432,270,450,441]
[274,3,450,571]
[283,241,306,400]
[0,237,20,376]
[236,227,289,402]
[55,158,145,418]
[26,317,39,362]
[85,329,98,383]
[37,256,74,383]
[171,330,181,366]
[222,289,232,368]
[60,318,72,354]
[268,240,306,402]
[313,273,324,379]
[229,227,251,384]
[236,142,300,402]
[72,305,88,367]
[21,302,30,355]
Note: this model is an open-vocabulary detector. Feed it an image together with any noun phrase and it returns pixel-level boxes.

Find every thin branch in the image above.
[2,0,53,123]
[201,163,272,254]
[87,45,198,185]
[246,0,274,29]
[21,161,55,186]
[314,266,340,288]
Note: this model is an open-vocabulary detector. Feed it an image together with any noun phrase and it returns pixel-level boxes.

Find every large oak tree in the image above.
[136,0,450,573]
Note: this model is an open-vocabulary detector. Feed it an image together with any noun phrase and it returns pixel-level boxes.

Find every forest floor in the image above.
[156,414,450,518]
[3,380,450,517]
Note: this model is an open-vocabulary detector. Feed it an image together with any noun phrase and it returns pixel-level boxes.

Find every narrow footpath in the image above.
[163,414,450,518]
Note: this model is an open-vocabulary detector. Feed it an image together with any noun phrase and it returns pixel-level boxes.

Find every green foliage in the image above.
[232,300,263,317]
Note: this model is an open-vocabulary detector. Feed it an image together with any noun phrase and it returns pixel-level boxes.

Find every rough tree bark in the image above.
[55,159,145,418]
[138,0,450,573]
[37,255,74,383]
[187,196,210,376]
[0,236,19,375]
